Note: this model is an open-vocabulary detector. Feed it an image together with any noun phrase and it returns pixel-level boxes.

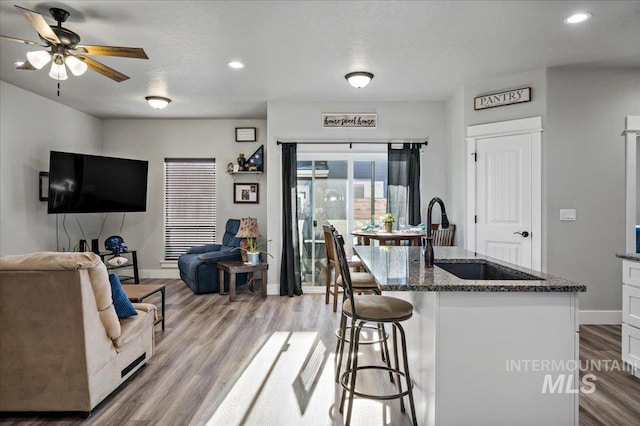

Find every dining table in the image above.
[351,229,427,246]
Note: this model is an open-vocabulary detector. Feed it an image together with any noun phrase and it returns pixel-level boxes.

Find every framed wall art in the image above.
[235,127,257,142]
[234,183,259,204]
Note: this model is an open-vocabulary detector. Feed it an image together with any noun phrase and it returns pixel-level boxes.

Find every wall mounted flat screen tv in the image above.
[48,151,148,214]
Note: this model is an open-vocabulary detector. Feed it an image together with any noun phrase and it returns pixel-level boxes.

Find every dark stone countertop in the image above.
[616,253,640,262]
[354,246,586,293]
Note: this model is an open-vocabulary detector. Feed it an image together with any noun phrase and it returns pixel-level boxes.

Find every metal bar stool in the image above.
[324,225,392,384]
[332,229,417,426]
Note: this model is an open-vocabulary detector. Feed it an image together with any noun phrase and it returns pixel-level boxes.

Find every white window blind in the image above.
[164,158,216,260]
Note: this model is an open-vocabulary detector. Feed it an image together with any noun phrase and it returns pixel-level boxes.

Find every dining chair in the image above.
[322,224,370,312]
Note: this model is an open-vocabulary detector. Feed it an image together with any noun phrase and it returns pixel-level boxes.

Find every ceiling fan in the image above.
[1,5,148,82]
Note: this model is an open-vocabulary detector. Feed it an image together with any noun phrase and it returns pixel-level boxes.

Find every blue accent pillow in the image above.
[108,273,137,318]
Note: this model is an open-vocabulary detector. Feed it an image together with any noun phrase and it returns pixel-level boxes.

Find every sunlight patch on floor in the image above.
[205,330,395,426]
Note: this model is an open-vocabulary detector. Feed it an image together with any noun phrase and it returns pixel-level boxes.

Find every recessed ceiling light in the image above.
[227,61,245,69]
[564,12,592,24]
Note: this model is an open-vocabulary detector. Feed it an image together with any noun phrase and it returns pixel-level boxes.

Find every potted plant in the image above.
[382,213,395,233]
[238,238,273,265]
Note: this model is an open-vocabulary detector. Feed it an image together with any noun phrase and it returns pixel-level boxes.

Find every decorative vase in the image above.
[237,153,246,171]
[247,252,260,265]
[384,222,393,233]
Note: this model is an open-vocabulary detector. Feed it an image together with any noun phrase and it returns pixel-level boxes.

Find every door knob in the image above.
[513,231,529,238]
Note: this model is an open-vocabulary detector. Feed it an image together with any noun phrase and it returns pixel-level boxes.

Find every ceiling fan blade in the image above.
[80,56,129,82]
[0,35,44,47]
[16,61,37,70]
[74,45,148,59]
[15,5,60,45]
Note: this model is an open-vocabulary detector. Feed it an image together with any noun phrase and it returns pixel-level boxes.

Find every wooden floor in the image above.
[1,279,639,425]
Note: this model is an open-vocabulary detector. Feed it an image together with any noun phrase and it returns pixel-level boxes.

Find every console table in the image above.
[217,261,268,302]
[99,250,139,283]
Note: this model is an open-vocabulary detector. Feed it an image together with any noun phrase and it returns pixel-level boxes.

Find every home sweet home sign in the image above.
[322,113,377,128]
[474,87,532,111]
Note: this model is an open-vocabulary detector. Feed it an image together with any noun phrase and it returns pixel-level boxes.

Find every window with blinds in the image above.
[164,158,216,260]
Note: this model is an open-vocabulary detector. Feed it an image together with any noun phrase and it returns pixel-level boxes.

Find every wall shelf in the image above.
[227,171,263,180]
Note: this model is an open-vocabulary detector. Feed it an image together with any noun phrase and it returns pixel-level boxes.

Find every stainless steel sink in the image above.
[434,260,544,281]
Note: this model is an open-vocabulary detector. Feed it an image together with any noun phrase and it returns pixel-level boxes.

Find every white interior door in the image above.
[467,117,542,270]
[476,134,532,266]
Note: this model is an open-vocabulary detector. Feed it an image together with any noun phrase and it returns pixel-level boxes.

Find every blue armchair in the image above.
[178,219,249,294]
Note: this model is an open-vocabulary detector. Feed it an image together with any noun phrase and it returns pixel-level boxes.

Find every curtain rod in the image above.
[276,139,428,146]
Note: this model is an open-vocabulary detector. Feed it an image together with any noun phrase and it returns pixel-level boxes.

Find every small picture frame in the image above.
[234,183,259,204]
[235,127,257,142]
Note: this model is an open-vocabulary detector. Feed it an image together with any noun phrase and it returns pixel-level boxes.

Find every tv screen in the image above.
[47,151,148,214]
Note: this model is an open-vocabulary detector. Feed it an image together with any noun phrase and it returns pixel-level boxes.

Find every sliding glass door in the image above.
[297,154,387,287]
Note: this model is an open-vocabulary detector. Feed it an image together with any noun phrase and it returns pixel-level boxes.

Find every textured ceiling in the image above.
[1,1,638,119]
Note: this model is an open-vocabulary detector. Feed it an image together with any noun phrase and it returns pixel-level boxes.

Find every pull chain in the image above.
[57,81,60,97]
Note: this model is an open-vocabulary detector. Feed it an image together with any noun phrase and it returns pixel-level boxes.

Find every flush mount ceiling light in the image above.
[564,12,592,24]
[227,60,245,69]
[145,96,171,110]
[345,71,374,89]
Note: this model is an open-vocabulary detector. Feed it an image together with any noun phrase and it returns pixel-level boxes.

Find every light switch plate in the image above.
[560,209,576,221]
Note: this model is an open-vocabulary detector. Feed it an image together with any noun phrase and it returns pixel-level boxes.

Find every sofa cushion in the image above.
[222,219,243,247]
[108,274,137,318]
[0,251,102,270]
[114,303,156,348]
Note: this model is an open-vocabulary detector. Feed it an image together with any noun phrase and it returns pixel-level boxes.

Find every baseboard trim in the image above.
[580,310,622,325]
[140,269,180,279]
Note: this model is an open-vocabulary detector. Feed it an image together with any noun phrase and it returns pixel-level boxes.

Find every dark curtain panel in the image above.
[387,143,422,226]
[280,143,303,296]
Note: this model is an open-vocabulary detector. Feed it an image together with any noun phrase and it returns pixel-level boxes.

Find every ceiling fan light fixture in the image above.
[145,96,171,110]
[26,50,51,69]
[345,71,374,89]
[48,55,68,80]
[65,55,87,76]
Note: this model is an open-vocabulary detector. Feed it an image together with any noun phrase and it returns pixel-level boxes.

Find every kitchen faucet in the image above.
[424,197,450,268]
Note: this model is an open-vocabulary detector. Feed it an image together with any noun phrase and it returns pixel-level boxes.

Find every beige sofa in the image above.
[0,252,156,415]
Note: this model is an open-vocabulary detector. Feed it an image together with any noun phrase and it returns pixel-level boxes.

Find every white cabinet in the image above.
[622,260,640,288]
[623,284,640,329]
[621,259,640,377]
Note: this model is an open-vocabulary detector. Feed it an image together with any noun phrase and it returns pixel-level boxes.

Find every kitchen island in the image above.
[353,245,586,426]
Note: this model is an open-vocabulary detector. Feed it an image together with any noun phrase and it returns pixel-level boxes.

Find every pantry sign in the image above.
[474,87,532,111]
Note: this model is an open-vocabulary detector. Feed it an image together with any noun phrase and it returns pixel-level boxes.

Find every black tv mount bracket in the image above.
[39,171,49,201]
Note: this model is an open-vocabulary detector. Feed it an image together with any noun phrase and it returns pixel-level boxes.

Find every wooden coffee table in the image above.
[122,284,165,330]
[217,261,269,302]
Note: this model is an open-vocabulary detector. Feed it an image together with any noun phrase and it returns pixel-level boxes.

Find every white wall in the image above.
[445,87,465,248]
[0,81,103,255]
[545,66,640,313]
[464,69,547,128]
[101,119,267,273]
[266,100,447,288]
[444,69,547,255]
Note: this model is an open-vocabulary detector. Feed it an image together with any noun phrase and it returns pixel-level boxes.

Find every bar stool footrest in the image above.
[335,324,389,345]
[340,366,413,401]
